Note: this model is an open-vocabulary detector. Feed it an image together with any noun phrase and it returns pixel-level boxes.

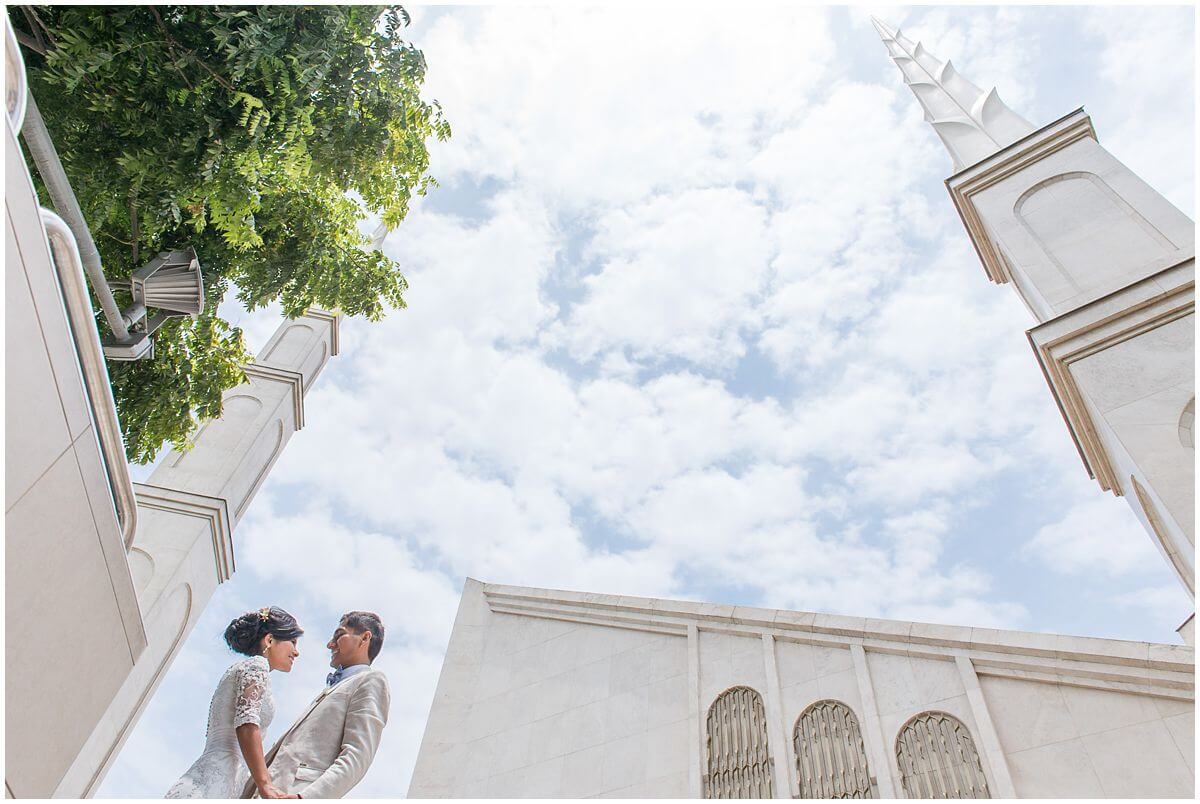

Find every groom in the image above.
[243,611,391,799]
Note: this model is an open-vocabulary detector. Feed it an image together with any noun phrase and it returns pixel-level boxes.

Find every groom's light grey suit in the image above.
[242,668,390,799]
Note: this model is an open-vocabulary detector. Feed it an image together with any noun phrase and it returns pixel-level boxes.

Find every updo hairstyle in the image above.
[224,606,304,656]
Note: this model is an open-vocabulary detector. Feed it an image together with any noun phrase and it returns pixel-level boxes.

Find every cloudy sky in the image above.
[100,3,1195,797]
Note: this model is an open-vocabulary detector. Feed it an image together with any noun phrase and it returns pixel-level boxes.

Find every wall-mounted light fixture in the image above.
[104,249,205,360]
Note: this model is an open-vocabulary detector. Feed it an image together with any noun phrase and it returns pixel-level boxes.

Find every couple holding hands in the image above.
[166,608,390,799]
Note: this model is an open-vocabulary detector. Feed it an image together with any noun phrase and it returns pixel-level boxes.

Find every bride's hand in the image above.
[258,782,289,799]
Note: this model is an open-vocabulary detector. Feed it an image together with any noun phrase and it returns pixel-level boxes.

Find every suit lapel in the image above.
[244,684,340,797]
[280,683,339,745]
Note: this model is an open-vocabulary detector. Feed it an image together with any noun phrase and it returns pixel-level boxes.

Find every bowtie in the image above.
[326,667,345,687]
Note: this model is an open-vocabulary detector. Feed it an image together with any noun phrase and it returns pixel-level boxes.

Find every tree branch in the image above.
[149,7,237,93]
[129,194,140,264]
[148,7,194,90]
[14,29,45,55]
[20,6,55,52]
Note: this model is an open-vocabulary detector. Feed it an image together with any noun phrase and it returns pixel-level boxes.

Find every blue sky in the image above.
[101,4,1195,797]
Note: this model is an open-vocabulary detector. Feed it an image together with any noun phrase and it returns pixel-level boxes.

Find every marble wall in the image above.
[410,582,1195,799]
[983,674,1193,797]
[4,122,145,799]
[410,580,692,798]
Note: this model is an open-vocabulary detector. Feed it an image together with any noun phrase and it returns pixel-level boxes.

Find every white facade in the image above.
[5,111,146,801]
[411,580,1195,799]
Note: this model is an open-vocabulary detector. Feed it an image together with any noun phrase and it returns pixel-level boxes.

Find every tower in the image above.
[873,18,1196,617]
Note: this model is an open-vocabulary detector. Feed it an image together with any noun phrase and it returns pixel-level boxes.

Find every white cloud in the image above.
[1023,496,1167,578]
[240,501,461,646]
[1083,6,1195,214]
[897,7,1041,112]
[381,189,560,346]
[216,292,285,356]
[1112,584,1194,636]
[560,187,772,368]
[419,5,837,209]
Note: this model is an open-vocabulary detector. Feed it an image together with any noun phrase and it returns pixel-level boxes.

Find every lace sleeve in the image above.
[233,658,270,729]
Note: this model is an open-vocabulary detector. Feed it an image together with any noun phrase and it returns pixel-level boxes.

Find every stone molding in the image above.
[955,654,1016,797]
[849,644,898,797]
[481,583,1194,702]
[132,483,234,582]
[243,363,305,431]
[685,624,702,798]
[759,634,794,797]
[1026,261,1195,494]
[305,308,341,357]
[945,108,1097,285]
[1131,475,1194,597]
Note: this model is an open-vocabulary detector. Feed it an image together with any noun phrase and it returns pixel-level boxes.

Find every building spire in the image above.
[871,16,1035,171]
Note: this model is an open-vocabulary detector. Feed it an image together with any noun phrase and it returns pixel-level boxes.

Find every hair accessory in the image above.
[259,607,271,622]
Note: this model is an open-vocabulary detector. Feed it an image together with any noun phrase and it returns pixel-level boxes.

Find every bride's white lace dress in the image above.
[165,655,275,798]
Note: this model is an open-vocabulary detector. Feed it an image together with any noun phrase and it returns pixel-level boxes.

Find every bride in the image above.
[166,607,303,799]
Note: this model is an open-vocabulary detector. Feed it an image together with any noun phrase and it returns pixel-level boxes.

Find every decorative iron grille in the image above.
[704,686,774,799]
[895,712,991,799]
[794,700,875,799]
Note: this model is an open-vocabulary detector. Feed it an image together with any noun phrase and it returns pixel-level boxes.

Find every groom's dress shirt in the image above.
[326,662,370,687]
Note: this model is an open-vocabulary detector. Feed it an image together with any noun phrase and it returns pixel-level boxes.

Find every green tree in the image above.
[17,5,449,463]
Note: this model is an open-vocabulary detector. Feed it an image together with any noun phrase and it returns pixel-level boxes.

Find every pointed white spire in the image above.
[369,219,389,250]
[871,17,1035,171]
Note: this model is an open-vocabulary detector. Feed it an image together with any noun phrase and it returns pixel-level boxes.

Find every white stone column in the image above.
[850,644,899,798]
[760,634,797,798]
[144,309,338,526]
[53,311,340,797]
[955,654,1016,798]
[687,624,703,799]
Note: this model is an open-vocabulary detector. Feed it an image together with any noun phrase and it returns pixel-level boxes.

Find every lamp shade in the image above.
[132,249,204,317]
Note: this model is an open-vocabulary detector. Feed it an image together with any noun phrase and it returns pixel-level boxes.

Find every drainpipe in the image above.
[21,89,133,343]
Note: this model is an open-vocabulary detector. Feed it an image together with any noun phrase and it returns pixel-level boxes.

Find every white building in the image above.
[410,580,1193,798]
[4,17,341,797]
[411,19,1196,799]
[871,18,1195,611]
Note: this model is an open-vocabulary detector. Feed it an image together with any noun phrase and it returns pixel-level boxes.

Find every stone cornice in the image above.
[243,363,305,430]
[945,108,1097,285]
[481,582,1193,700]
[1026,260,1195,494]
[305,308,340,357]
[133,483,234,582]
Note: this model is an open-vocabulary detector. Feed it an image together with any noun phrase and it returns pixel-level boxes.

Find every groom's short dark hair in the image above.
[340,611,384,662]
